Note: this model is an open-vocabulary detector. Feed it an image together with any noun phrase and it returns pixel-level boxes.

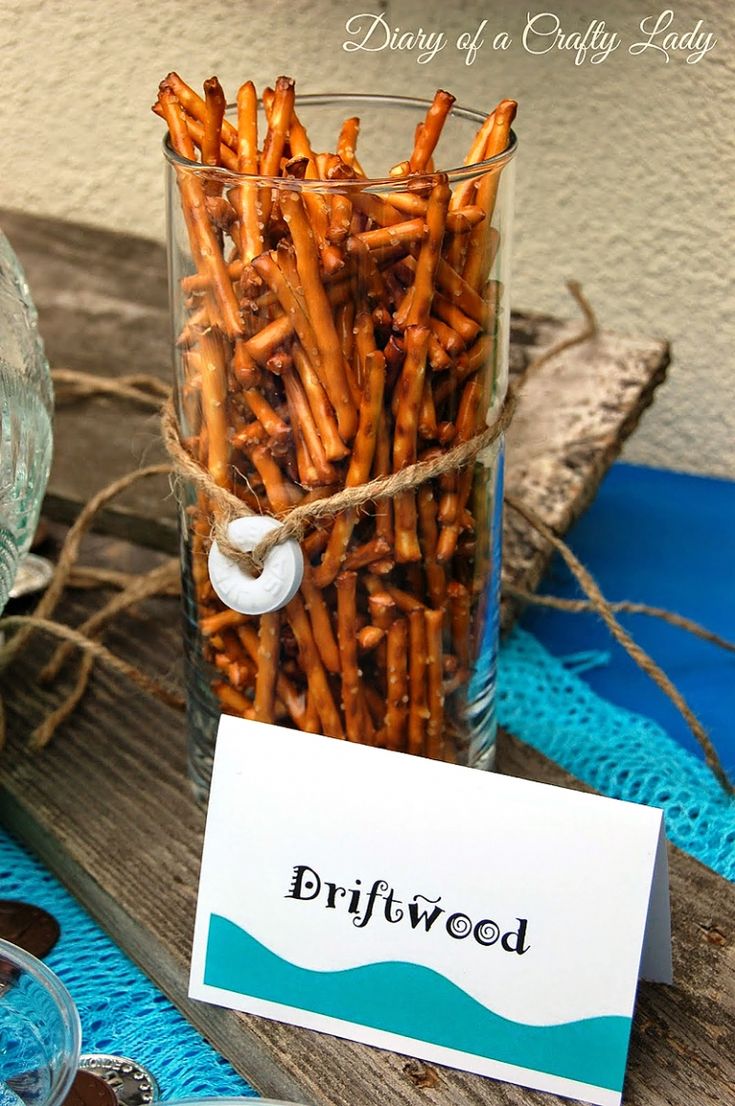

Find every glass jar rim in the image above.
[161,91,517,191]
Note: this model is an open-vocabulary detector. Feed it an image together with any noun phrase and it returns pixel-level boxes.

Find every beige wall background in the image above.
[2,0,732,476]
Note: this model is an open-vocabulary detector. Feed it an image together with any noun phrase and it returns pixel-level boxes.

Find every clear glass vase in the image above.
[164,93,516,801]
[0,939,81,1106]
[0,229,53,614]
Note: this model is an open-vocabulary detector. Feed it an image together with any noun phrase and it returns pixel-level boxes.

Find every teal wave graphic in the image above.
[204,914,629,1091]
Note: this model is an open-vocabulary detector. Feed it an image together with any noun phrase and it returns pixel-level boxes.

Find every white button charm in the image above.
[208,516,304,616]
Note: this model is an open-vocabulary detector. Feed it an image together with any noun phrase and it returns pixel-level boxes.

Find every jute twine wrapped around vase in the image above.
[0,284,732,795]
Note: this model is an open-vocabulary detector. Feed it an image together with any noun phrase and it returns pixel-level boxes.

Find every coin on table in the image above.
[0,900,61,958]
[62,1071,118,1106]
[78,1056,159,1106]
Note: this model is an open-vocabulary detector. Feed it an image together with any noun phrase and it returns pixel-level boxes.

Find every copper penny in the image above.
[0,900,61,958]
[62,1072,118,1106]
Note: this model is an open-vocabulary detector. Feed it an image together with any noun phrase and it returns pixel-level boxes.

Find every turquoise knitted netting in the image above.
[0,831,255,1099]
[498,627,735,880]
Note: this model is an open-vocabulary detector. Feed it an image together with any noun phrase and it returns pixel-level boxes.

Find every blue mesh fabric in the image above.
[0,831,254,1100]
[498,627,735,880]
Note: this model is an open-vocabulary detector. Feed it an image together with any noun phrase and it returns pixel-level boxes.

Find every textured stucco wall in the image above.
[2,0,732,475]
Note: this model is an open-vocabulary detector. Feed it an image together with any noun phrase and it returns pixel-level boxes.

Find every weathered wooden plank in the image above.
[1,208,669,599]
[502,314,669,625]
[1,207,174,550]
[0,552,732,1106]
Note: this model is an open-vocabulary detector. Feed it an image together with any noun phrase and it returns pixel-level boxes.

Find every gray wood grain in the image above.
[0,557,732,1106]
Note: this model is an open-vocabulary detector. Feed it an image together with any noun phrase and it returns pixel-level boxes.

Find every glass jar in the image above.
[164,93,516,801]
[0,939,81,1106]
[0,229,53,614]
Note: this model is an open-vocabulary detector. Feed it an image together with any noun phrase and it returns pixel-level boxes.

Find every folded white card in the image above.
[190,717,671,1106]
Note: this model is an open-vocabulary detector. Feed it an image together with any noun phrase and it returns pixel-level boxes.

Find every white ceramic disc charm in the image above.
[208,516,304,616]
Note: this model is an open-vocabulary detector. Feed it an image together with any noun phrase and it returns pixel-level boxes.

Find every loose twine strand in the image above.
[504,497,734,796]
[1,283,732,794]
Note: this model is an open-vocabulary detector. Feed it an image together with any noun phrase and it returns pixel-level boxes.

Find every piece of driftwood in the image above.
[0,546,732,1106]
[1,208,669,621]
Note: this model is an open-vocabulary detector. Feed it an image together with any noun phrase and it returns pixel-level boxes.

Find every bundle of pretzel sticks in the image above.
[154,72,517,762]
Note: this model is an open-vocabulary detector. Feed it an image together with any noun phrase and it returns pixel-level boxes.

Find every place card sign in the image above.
[190,718,672,1106]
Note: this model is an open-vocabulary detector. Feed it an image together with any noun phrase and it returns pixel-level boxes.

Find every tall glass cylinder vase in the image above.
[0,229,53,613]
[164,94,516,802]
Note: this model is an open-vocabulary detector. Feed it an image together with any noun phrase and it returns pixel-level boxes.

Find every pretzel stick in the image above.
[358,625,385,653]
[233,80,264,262]
[181,258,243,294]
[409,90,455,172]
[253,611,281,722]
[350,192,404,228]
[384,192,428,217]
[408,608,428,755]
[448,581,471,669]
[337,116,365,175]
[313,350,386,586]
[418,379,438,440]
[463,99,517,290]
[214,681,255,717]
[161,72,238,148]
[300,155,344,275]
[259,76,295,222]
[455,332,495,387]
[201,609,250,635]
[432,293,482,344]
[300,567,340,674]
[395,178,450,329]
[393,325,430,562]
[355,208,482,252]
[449,109,496,213]
[289,108,316,162]
[242,388,290,445]
[281,189,357,441]
[433,255,488,325]
[198,329,231,487]
[281,365,338,486]
[424,608,445,759]
[252,249,320,364]
[214,650,255,694]
[290,343,347,461]
[328,188,353,244]
[429,315,465,355]
[353,304,376,388]
[436,378,483,563]
[372,410,394,549]
[158,88,243,338]
[202,77,226,171]
[369,592,397,628]
[344,536,391,571]
[153,103,240,171]
[237,624,310,729]
[336,572,363,741]
[427,334,453,372]
[287,594,344,737]
[416,485,447,609]
[250,444,300,513]
[385,618,408,750]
